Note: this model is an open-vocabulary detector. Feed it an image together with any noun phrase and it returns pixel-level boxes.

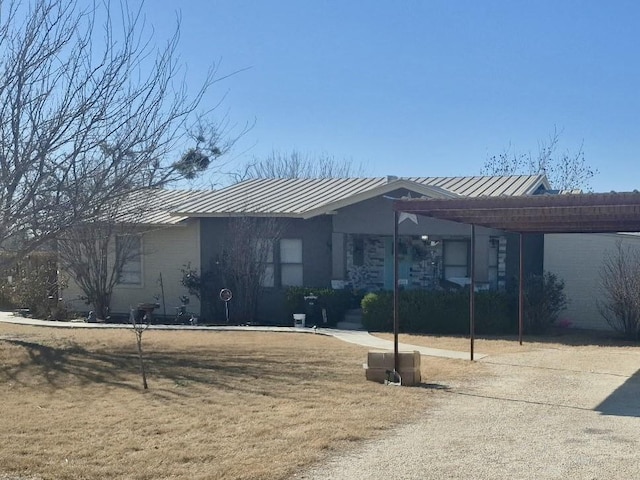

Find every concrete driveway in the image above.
[298,344,640,479]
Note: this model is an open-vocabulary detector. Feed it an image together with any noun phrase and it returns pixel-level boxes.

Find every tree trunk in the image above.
[136,332,148,390]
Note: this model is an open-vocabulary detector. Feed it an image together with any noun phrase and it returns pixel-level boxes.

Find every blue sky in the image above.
[139,1,640,191]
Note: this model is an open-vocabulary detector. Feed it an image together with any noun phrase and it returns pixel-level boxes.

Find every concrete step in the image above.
[334,308,363,330]
[335,320,364,331]
[343,308,363,323]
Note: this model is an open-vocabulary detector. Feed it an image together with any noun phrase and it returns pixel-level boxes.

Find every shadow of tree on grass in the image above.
[0,338,355,400]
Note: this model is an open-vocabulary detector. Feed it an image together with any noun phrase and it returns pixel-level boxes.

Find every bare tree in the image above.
[0,0,234,261]
[129,307,150,389]
[598,242,640,340]
[57,200,139,319]
[178,216,283,323]
[219,216,283,323]
[235,150,364,182]
[481,128,598,191]
[0,251,61,318]
[57,189,191,319]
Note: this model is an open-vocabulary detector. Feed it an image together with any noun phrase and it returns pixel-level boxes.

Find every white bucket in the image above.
[293,313,306,328]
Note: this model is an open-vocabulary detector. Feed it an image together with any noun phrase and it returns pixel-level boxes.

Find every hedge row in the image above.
[361,290,513,335]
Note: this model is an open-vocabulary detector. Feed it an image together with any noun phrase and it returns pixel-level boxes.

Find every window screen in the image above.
[116,235,142,285]
[280,238,303,286]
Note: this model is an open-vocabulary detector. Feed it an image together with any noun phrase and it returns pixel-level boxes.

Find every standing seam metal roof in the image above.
[116,189,214,225]
[169,175,548,218]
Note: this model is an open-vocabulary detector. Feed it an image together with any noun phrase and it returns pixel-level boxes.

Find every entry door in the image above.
[384,237,412,290]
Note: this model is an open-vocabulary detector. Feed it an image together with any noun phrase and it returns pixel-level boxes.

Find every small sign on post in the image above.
[219,288,232,323]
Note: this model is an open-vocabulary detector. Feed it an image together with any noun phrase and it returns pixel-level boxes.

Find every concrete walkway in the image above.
[0,312,481,360]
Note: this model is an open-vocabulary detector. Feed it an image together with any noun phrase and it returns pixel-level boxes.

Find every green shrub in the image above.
[361,289,512,335]
[523,272,568,334]
[361,291,393,331]
[284,287,352,327]
[475,290,513,334]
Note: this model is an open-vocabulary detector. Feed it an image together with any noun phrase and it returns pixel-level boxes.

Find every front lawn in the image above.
[0,324,480,480]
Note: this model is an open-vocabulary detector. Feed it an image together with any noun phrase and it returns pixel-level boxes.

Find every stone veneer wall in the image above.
[345,234,507,292]
[346,234,444,291]
[346,234,386,291]
[497,236,507,290]
[406,237,442,289]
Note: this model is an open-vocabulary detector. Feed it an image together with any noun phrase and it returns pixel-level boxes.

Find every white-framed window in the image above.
[443,240,468,280]
[280,238,303,287]
[255,238,275,287]
[116,235,142,285]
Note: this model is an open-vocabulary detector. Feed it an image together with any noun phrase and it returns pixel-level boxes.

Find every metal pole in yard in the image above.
[519,233,524,345]
[393,210,400,375]
[470,224,475,361]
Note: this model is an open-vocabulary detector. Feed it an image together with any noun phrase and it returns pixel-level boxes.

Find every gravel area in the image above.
[297,346,640,479]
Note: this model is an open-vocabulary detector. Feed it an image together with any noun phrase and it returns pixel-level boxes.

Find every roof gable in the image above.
[298,179,456,219]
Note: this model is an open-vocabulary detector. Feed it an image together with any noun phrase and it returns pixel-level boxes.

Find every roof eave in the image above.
[170,211,303,219]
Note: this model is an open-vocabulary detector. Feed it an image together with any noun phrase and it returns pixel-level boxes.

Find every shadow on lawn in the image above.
[1,339,142,391]
[0,338,341,398]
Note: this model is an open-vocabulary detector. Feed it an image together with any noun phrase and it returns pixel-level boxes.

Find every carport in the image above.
[390,192,640,366]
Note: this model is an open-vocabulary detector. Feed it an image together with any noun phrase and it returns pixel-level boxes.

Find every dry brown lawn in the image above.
[375,330,640,355]
[0,324,481,480]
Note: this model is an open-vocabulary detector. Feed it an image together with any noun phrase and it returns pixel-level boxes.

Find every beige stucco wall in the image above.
[544,233,640,330]
[62,218,201,318]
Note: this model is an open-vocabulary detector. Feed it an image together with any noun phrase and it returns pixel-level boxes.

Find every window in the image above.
[116,235,142,285]
[443,240,468,280]
[255,239,275,287]
[280,238,303,286]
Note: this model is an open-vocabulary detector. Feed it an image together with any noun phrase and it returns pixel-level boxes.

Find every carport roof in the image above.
[393,192,640,233]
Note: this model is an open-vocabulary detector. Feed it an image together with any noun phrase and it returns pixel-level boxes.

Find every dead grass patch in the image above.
[374,330,640,356]
[0,324,482,480]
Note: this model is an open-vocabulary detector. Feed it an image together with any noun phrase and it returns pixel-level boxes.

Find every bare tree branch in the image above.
[57,189,187,318]
[233,150,364,183]
[598,242,640,340]
[480,127,598,191]
[0,0,233,259]
[219,216,284,323]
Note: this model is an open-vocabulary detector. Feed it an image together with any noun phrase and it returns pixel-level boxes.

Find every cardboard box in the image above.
[364,352,422,386]
[367,351,420,370]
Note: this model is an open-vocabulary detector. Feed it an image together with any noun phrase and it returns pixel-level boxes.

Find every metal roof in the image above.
[116,189,211,225]
[394,192,640,233]
[171,175,548,218]
[404,175,548,197]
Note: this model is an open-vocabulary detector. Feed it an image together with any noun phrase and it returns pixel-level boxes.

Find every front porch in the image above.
[336,233,507,293]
